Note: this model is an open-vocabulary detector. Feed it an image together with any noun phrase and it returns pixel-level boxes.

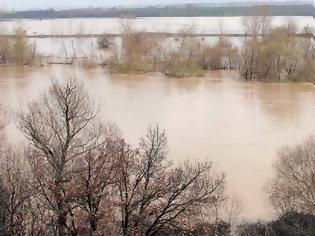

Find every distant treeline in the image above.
[3,4,314,19]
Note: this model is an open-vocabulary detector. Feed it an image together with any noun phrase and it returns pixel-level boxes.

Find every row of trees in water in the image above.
[2,79,315,235]
[239,12,314,81]
[101,7,314,81]
[102,18,240,78]
[107,17,314,81]
[0,9,314,81]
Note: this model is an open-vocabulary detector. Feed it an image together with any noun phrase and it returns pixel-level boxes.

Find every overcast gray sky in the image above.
[0,0,311,11]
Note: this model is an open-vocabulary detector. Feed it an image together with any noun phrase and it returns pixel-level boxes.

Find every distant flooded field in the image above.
[1,66,315,219]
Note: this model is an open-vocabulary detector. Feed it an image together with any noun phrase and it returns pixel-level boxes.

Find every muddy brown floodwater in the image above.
[1,65,315,220]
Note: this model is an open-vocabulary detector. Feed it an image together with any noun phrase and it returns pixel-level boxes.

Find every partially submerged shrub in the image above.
[0,25,36,65]
[109,59,153,74]
[78,53,99,69]
[12,26,36,65]
[203,37,239,70]
[109,30,164,74]
[97,35,114,49]
[165,60,205,78]
[239,21,315,81]
[0,35,10,64]
[162,35,206,78]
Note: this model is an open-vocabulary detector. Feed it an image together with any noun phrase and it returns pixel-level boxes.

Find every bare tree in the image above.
[239,6,273,81]
[13,79,230,235]
[241,6,273,38]
[266,137,315,216]
[0,148,33,235]
[73,124,122,235]
[116,125,226,236]
[18,78,102,235]
[0,106,35,235]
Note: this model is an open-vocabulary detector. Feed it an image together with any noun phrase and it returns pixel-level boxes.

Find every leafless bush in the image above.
[78,53,99,69]
[110,19,165,74]
[266,137,315,216]
[97,35,114,49]
[162,26,206,77]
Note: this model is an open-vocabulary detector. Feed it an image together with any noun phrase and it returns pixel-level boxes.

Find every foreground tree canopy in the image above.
[267,137,315,216]
[0,78,238,235]
[238,136,315,236]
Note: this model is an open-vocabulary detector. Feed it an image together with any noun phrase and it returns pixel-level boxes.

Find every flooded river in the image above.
[1,66,315,219]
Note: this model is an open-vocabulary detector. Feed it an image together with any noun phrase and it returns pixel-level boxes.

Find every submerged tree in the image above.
[239,18,314,81]
[0,25,36,65]
[110,19,165,73]
[241,6,273,38]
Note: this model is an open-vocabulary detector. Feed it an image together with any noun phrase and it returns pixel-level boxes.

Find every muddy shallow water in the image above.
[1,65,315,219]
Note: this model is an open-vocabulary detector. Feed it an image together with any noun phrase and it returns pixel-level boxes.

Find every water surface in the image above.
[1,66,315,219]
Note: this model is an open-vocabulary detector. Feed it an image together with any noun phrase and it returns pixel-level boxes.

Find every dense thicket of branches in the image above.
[0,79,235,235]
[266,137,315,216]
